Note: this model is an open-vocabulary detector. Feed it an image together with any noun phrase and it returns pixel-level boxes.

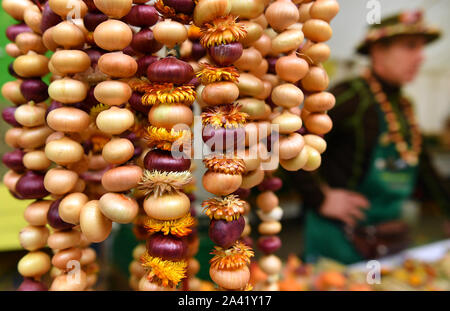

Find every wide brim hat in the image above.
[356,10,441,55]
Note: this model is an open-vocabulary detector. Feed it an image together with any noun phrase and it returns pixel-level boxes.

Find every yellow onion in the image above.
[80,248,96,266]
[51,21,85,49]
[3,170,21,193]
[259,254,282,275]
[2,0,33,21]
[304,42,331,64]
[44,168,78,195]
[237,98,267,120]
[23,5,42,34]
[298,2,313,23]
[305,112,332,135]
[239,21,263,47]
[102,138,135,164]
[271,83,304,108]
[45,137,84,165]
[93,0,132,18]
[52,247,82,270]
[279,132,305,160]
[98,52,137,78]
[249,57,268,78]
[304,91,335,112]
[252,33,272,57]
[24,200,52,227]
[271,29,304,54]
[96,107,135,135]
[230,0,264,19]
[265,0,299,32]
[2,81,26,105]
[94,19,133,51]
[101,165,143,192]
[50,50,91,75]
[304,134,327,154]
[48,78,88,104]
[237,73,264,97]
[18,126,53,149]
[302,19,333,42]
[256,191,278,213]
[139,277,176,291]
[251,13,268,29]
[310,0,340,22]
[279,145,308,171]
[59,192,88,225]
[210,266,250,290]
[14,103,46,127]
[80,200,112,243]
[301,66,329,92]
[275,53,309,83]
[19,226,49,251]
[193,0,232,26]
[47,107,90,133]
[203,171,242,196]
[143,192,190,221]
[202,82,239,106]
[148,104,193,130]
[13,53,49,78]
[15,32,46,54]
[88,154,109,171]
[240,168,264,189]
[258,220,282,235]
[5,128,23,149]
[23,150,51,171]
[49,0,88,18]
[153,20,188,49]
[50,271,87,291]
[234,47,263,72]
[18,251,51,278]
[271,110,302,134]
[47,229,81,250]
[99,193,138,224]
[254,80,272,100]
[5,43,23,58]
[42,27,58,51]
[302,145,322,171]
[94,81,132,106]
[242,146,261,171]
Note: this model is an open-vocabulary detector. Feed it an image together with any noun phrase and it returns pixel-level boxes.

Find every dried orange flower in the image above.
[91,134,110,153]
[188,24,203,41]
[144,214,196,237]
[138,170,192,197]
[90,103,109,122]
[210,241,254,270]
[203,156,245,175]
[129,79,196,106]
[202,104,248,129]
[143,126,191,151]
[155,0,192,24]
[202,195,246,221]
[200,15,247,47]
[196,63,239,84]
[140,252,187,288]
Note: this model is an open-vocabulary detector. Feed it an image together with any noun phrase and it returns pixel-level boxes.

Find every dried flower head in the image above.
[138,170,192,197]
[202,195,246,221]
[90,103,109,122]
[129,79,196,106]
[203,156,245,175]
[196,64,239,84]
[144,214,196,237]
[200,15,247,47]
[140,253,187,288]
[155,0,192,24]
[202,104,248,129]
[91,134,110,153]
[210,241,254,270]
[143,126,191,151]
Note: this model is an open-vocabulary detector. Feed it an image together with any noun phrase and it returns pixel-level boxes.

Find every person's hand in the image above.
[319,188,370,227]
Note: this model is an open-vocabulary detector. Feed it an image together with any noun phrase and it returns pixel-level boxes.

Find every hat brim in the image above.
[356,29,441,55]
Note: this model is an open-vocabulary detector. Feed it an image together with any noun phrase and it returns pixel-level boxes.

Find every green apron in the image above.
[304,93,419,264]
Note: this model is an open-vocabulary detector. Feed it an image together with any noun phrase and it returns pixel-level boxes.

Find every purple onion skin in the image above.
[45,101,63,118]
[133,146,143,158]
[83,11,108,32]
[240,236,254,248]
[2,149,25,173]
[47,199,75,230]
[82,140,93,155]
[20,79,49,103]
[40,2,62,33]
[131,29,163,54]
[187,192,196,203]
[8,63,20,78]
[202,126,245,152]
[144,149,191,172]
[208,42,243,66]
[10,189,26,200]
[296,126,308,136]
[2,106,21,127]
[129,92,150,114]
[136,55,158,77]
[209,217,245,249]
[257,236,282,255]
[164,0,195,14]
[6,24,32,42]
[15,171,49,200]
[85,48,103,66]
[191,41,206,61]
[120,131,138,142]
[258,177,283,192]
[187,76,200,88]
[83,87,100,110]
[146,233,188,261]
[232,188,251,200]
[267,57,278,74]
[17,278,48,291]
[80,166,110,183]
[123,5,159,27]
[147,56,194,85]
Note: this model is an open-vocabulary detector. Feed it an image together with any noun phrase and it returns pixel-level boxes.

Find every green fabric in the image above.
[304,82,419,264]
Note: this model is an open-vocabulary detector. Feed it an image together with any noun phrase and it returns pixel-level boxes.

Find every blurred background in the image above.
[0,0,449,290]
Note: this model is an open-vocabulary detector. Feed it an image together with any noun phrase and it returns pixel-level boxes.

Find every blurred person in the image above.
[293,10,450,264]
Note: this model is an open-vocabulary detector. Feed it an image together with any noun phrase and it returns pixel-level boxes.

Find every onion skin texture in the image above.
[209,217,245,249]
[144,149,191,172]
[47,199,75,231]
[208,42,243,66]
[2,149,25,173]
[147,56,194,85]
[258,235,282,255]
[15,171,49,200]
[146,233,188,261]
[17,278,48,291]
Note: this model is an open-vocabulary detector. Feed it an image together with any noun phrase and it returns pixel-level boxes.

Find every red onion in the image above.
[2,106,21,127]
[40,2,62,33]
[133,146,143,158]
[232,188,251,200]
[80,167,110,183]
[147,56,194,85]
[85,48,103,66]
[202,125,245,152]
[47,198,75,230]
[208,43,243,66]
[257,236,282,255]
[146,233,188,260]
[137,55,159,77]
[84,0,97,11]
[83,87,100,109]
[10,189,26,200]
[17,278,48,291]
[123,5,159,27]
[267,57,278,74]
[2,149,25,173]
[83,11,108,32]
[296,126,308,135]
[9,63,19,78]
[123,45,141,57]
[209,217,245,248]
[82,140,93,155]
[240,236,254,248]
[131,29,163,54]
[258,177,283,192]
[187,192,196,203]
[46,101,63,118]
[187,76,200,87]
[20,79,49,103]
[129,92,150,114]
[15,171,49,199]
[6,24,31,42]
[191,41,206,61]
[144,149,191,172]
[163,0,195,14]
